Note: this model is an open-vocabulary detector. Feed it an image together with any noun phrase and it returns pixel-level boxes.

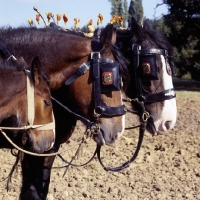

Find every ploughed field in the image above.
[0,91,200,200]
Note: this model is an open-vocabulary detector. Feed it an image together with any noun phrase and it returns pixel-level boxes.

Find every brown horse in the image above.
[116,17,177,135]
[0,26,128,145]
[0,26,129,199]
[0,56,55,153]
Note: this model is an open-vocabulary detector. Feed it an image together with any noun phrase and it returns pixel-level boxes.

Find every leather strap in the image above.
[24,70,35,126]
[133,48,168,56]
[92,52,102,112]
[65,63,90,85]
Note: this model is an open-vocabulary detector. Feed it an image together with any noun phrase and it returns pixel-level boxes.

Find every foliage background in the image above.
[108,0,200,80]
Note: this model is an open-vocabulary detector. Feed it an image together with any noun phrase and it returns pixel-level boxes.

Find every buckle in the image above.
[76,63,90,75]
[91,52,101,59]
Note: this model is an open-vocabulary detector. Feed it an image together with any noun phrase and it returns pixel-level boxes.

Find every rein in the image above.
[96,98,149,172]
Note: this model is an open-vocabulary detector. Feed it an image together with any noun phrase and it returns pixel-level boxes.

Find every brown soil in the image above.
[0,95,200,200]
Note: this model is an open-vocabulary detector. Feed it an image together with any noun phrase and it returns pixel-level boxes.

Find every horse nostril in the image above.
[165,121,172,130]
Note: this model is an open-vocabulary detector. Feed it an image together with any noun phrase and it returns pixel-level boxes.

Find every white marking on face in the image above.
[154,55,177,132]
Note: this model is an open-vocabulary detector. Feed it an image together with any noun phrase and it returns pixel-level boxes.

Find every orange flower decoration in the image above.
[118,16,123,25]
[36,13,41,25]
[97,13,103,25]
[46,12,52,22]
[56,14,62,24]
[111,15,118,24]
[63,14,68,25]
[74,18,80,28]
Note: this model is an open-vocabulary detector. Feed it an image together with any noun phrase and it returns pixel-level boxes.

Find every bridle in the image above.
[65,53,126,118]
[131,44,176,104]
[60,38,127,132]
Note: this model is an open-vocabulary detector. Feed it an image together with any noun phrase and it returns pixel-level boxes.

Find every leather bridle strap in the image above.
[92,52,102,112]
[96,101,148,172]
[24,69,55,130]
[24,70,35,126]
[134,48,168,56]
[143,88,176,103]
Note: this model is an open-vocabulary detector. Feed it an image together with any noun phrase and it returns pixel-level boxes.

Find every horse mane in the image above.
[109,43,130,91]
[143,19,173,56]
[116,19,173,57]
[0,26,87,47]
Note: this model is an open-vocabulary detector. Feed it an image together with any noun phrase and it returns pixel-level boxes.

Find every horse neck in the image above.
[0,28,93,90]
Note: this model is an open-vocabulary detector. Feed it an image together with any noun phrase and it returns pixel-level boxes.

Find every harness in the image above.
[65,54,126,117]
[0,34,177,172]
[93,44,177,172]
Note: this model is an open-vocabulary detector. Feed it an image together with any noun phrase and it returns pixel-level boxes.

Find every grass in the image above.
[176,91,200,98]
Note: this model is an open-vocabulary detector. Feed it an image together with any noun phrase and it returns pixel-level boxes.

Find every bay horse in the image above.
[115,17,177,135]
[0,56,55,153]
[0,25,129,199]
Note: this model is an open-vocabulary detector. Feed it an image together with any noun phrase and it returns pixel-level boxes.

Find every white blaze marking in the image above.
[154,56,177,132]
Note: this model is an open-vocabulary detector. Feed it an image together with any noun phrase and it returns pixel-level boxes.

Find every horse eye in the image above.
[44,100,51,106]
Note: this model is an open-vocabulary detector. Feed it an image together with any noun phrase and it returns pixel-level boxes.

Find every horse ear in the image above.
[100,24,116,49]
[143,19,154,32]
[130,16,144,38]
[31,56,42,85]
[17,56,28,70]
[130,17,138,31]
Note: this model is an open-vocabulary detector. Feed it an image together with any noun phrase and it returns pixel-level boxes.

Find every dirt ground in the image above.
[0,93,200,200]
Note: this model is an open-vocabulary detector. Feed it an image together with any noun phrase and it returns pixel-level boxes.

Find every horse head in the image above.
[64,26,129,146]
[116,17,177,135]
[0,56,55,153]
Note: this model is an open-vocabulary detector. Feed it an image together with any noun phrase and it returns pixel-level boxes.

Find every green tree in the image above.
[109,0,120,16]
[128,0,143,27]
[123,0,128,27]
[161,0,200,80]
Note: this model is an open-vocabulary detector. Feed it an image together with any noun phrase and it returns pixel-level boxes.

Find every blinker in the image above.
[102,72,113,85]
[139,54,158,80]
[142,62,151,75]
